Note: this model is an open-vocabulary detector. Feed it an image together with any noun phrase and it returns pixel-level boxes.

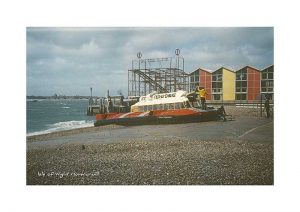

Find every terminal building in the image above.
[189,65,274,102]
[126,50,273,102]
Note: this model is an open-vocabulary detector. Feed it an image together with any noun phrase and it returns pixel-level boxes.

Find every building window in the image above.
[191,83,199,91]
[261,79,274,93]
[262,72,274,80]
[236,69,248,99]
[236,69,247,81]
[268,81,273,87]
[262,73,267,79]
[212,70,223,95]
[212,74,222,81]
[213,88,222,93]
[236,94,247,100]
[268,72,273,79]
[212,82,222,93]
[262,66,274,80]
[236,81,247,92]
[213,94,222,100]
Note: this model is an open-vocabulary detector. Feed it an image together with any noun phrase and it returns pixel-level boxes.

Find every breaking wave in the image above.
[27,120,94,136]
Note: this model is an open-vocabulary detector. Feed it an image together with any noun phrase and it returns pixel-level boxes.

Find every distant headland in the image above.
[26,94,98,100]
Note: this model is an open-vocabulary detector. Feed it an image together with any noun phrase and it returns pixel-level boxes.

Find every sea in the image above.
[27,99,95,136]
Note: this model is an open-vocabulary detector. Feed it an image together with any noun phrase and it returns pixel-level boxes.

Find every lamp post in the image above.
[175,48,180,69]
[137,52,142,96]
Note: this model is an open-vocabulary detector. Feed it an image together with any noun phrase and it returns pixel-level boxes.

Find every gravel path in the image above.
[27,138,273,185]
[224,106,269,118]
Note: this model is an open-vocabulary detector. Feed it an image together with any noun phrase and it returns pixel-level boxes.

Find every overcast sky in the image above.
[27,27,273,96]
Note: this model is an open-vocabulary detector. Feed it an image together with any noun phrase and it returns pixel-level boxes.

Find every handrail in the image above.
[132,69,168,93]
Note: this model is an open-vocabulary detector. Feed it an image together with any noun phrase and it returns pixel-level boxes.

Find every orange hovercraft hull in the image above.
[94,108,219,126]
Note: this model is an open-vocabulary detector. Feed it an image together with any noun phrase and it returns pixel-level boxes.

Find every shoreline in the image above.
[26,125,123,142]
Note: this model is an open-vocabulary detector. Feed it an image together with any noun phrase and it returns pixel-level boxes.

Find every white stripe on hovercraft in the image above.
[138,112,149,117]
[119,112,133,118]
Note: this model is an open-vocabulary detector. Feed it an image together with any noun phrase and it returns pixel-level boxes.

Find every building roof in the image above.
[199,68,214,73]
[190,65,274,74]
[189,69,200,75]
[213,66,236,73]
[190,67,213,75]
[261,64,274,71]
[237,65,261,72]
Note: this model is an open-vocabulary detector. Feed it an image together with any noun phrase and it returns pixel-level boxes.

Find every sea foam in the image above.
[27,120,94,136]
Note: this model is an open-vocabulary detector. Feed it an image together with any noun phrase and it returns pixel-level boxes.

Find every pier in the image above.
[87,95,138,116]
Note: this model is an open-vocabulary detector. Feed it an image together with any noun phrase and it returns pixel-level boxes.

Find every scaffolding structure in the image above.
[128,50,189,97]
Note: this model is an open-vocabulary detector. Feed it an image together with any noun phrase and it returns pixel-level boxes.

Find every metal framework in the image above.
[128,50,189,96]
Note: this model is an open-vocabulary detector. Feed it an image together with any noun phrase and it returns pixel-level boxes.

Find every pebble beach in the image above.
[27,106,274,185]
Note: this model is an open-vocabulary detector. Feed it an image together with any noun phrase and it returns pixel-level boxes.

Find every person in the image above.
[105,96,113,113]
[264,95,270,118]
[217,105,227,121]
[197,87,207,110]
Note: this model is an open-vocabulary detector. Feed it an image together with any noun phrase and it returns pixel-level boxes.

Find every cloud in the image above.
[27,27,274,96]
